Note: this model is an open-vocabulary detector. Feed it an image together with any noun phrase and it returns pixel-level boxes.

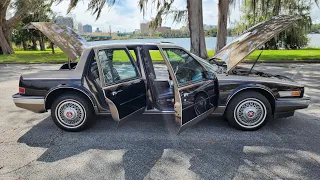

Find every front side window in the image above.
[98,49,139,85]
[162,48,206,86]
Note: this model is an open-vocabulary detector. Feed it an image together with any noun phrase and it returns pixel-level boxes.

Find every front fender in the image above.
[226,84,275,106]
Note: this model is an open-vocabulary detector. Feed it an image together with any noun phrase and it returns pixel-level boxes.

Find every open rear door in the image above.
[94,45,147,124]
[158,46,219,133]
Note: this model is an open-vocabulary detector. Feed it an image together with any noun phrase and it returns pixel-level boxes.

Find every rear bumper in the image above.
[274,94,311,118]
[12,93,46,113]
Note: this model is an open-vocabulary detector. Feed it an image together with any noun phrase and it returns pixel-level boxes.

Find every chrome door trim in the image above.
[102,79,142,90]
[157,46,183,126]
[105,97,120,121]
[119,94,146,106]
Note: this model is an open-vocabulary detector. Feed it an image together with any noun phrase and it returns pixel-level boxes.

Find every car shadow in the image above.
[17,110,320,179]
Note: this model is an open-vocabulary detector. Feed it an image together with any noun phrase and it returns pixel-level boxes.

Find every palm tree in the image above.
[56,0,117,20]
[139,0,208,58]
[215,0,238,53]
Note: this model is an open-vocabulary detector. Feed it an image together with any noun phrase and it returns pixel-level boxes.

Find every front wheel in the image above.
[51,93,94,132]
[226,91,272,130]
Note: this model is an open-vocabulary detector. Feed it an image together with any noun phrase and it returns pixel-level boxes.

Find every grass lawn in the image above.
[0,49,67,63]
[0,48,319,63]
[208,48,320,61]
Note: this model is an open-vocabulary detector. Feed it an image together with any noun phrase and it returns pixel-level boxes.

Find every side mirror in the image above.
[202,71,215,80]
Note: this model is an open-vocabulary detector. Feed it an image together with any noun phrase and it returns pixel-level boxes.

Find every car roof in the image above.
[87,42,181,50]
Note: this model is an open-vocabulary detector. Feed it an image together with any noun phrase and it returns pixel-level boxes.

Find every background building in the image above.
[204,24,217,30]
[55,16,74,29]
[140,22,150,34]
[133,29,140,34]
[83,24,93,33]
[156,26,171,33]
[95,28,102,33]
[140,22,171,34]
[77,23,83,33]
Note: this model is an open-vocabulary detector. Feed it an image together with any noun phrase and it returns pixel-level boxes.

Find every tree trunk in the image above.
[0,24,14,54]
[39,32,45,51]
[23,41,27,50]
[187,0,208,59]
[215,0,229,53]
[31,38,37,50]
[51,42,55,54]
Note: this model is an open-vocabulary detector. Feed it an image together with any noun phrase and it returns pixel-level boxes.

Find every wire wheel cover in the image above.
[56,100,86,127]
[234,98,267,127]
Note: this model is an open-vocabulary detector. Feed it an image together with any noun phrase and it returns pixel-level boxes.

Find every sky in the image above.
[51,0,320,32]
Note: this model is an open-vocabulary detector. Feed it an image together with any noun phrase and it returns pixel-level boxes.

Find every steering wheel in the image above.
[174,58,184,75]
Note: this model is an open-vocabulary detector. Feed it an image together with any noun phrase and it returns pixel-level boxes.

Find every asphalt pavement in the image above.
[0,63,319,180]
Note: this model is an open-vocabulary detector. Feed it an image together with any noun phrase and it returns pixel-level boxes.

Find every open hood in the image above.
[213,15,300,73]
[24,22,89,61]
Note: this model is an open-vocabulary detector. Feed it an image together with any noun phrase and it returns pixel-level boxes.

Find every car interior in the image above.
[138,47,175,111]
[89,45,176,112]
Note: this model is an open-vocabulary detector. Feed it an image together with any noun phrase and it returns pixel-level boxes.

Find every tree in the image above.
[56,0,118,20]
[235,0,316,49]
[139,0,208,58]
[12,1,53,51]
[0,0,53,54]
[187,0,207,58]
[215,0,236,53]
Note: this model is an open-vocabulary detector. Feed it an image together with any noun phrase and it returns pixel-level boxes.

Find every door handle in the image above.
[111,90,123,96]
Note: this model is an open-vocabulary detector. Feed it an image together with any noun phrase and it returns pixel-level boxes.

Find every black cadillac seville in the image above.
[12,16,310,133]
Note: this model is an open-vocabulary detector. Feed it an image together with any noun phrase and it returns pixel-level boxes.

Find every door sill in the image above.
[96,108,174,115]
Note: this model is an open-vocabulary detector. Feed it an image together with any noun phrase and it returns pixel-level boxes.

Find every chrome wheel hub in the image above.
[234,98,266,127]
[63,107,78,120]
[243,107,257,120]
[56,100,86,127]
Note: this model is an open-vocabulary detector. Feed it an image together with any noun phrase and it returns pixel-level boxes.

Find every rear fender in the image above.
[45,84,97,112]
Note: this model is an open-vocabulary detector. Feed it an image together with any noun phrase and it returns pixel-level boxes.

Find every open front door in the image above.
[95,45,147,123]
[159,46,219,133]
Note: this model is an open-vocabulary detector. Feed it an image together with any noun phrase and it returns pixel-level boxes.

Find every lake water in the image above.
[88,34,320,50]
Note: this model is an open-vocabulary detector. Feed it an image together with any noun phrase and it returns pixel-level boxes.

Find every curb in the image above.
[243,60,320,63]
[0,60,320,65]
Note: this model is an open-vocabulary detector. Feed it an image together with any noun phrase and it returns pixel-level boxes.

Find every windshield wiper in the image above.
[247,50,263,76]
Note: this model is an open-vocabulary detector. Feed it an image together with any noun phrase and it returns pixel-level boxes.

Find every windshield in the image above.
[161,48,218,87]
[190,52,219,72]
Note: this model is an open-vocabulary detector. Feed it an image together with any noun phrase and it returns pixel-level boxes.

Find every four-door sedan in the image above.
[13,16,310,133]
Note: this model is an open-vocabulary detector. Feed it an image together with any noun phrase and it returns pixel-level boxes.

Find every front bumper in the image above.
[12,93,46,113]
[275,94,311,112]
[274,94,310,118]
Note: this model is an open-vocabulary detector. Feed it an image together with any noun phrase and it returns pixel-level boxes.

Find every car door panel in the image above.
[104,79,146,120]
[158,46,219,133]
[177,81,218,133]
[95,45,147,122]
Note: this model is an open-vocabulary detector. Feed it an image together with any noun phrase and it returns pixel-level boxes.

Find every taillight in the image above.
[19,87,25,94]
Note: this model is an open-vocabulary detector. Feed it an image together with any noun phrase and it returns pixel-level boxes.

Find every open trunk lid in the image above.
[24,22,89,61]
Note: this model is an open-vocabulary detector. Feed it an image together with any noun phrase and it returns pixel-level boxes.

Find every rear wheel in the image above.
[51,93,94,131]
[226,91,272,130]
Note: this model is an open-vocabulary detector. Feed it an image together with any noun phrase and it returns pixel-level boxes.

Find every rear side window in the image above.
[98,48,139,85]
